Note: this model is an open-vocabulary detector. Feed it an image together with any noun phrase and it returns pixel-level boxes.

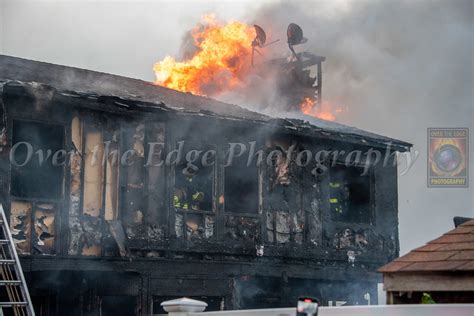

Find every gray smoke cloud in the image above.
[1,0,473,255]
[245,0,473,254]
[193,0,474,254]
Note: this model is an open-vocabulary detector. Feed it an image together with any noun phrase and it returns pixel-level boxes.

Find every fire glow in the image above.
[300,97,343,121]
[153,15,256,96]
[153,15,344,122]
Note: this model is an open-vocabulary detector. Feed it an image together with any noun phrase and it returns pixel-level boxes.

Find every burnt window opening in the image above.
[9,201,56,255]
[173,142,214,212]
[329,164,372,224]
[11,120,65,199]
[265,144,309,244]
[224,157,259,214]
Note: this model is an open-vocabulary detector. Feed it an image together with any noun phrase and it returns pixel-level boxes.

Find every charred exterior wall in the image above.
[0,81,401,315]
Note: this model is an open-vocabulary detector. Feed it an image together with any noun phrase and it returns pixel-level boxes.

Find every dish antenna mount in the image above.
[287,23,307,60]
[251,24,280,66]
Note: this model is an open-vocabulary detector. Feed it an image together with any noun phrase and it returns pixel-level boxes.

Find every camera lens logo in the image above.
[433,144,462,175]
[428,128,468,187]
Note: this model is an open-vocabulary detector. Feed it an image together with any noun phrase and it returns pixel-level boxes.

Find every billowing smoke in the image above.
[170,0,473,253]
[2,0,472,255]
[244,0,473,254]
[249,1,473,128]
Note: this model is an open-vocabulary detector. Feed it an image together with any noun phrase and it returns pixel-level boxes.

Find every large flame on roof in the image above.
[300,97,344,122]
[153,15,344,122]
[153,15,256,96]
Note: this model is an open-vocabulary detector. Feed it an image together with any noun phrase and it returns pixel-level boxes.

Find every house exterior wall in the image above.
[0,82,401,315]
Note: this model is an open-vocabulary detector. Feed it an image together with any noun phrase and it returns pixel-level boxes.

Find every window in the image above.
[224,157,259,214]
[11,120,65,199]
[173,142,213,212]
[173,142,215,240]
[329,164,372,224]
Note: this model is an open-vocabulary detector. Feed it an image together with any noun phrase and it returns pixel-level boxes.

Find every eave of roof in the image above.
[379,219,474,273]
[0,55,412,151]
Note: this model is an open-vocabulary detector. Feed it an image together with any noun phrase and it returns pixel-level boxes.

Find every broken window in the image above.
[224,157,259,214]
[173,142,215,240]
[11,120,65,199]
[223,155,259,243]
[265,143,322,245]
[174,142,214,212]
[329,164,372,224]
[10,200,56,255]
[265,186,300,245]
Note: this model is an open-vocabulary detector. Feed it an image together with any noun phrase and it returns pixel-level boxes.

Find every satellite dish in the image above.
[287,23,308,60]
[253,25,267,47]
[251,24,280,67]
[287,23,307,45]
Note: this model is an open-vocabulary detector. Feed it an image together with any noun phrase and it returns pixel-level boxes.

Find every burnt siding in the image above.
[21,257,382,313]
[0,86,400,314]
[374,160,400,260]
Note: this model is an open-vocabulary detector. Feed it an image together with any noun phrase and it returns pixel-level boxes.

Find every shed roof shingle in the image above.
[379,219,474,273]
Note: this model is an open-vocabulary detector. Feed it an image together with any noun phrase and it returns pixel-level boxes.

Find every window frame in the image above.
[223,158,260,217]
[7,118,67,256]
[171,140,217,241]
[9,118,66,201]
[328,162,375,225]
[172,140,217,214]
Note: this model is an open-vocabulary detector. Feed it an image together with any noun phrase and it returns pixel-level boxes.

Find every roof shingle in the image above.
[0,54,411,151]
[379,219,474,273]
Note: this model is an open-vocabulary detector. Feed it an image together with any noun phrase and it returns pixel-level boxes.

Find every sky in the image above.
[1,0,473,255]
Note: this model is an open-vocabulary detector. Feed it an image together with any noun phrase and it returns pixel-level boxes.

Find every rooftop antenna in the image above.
[287,23,307,60]
[251,25,280,67]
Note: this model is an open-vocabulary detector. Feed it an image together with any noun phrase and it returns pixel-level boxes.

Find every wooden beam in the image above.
[383,272,474,292]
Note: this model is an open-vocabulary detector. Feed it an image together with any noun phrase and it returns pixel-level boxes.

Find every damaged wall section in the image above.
[10,201,56,255]
[264,138,322,246]
[8,117,63,256]
[67,113,169,257]
[68,115,123,256]
[3,92,400,264]
[0,78,407,314]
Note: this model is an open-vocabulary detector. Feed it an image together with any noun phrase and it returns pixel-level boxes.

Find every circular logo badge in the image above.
[434,144,462,174]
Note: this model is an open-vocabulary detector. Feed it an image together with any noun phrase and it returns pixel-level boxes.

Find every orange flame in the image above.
[300,97,344,121]
[153,15,256,96]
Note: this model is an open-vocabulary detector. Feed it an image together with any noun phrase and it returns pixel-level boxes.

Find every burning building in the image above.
[0,53,410,315]
[152,18,329,118]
